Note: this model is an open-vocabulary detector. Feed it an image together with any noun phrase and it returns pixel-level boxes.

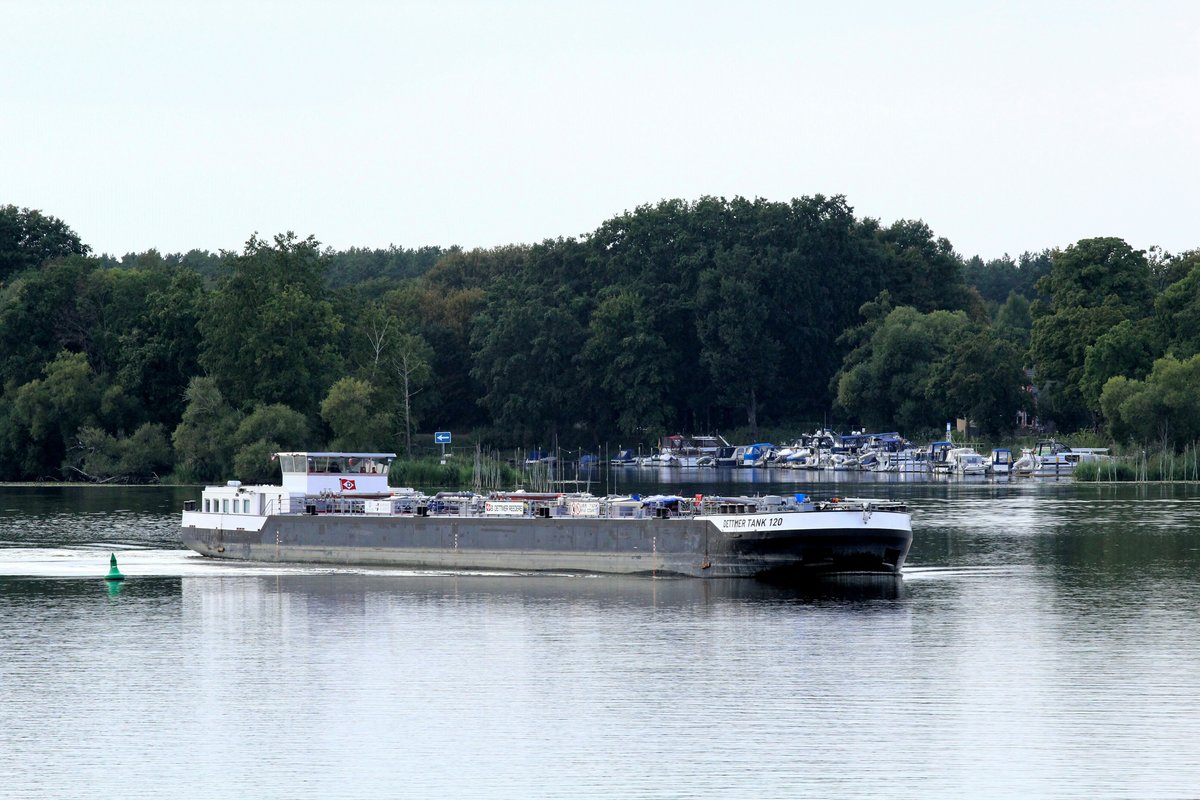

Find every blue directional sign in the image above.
[434,431,452,444]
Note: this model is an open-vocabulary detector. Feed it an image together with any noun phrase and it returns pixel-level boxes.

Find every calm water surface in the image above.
[1,478,1199,799]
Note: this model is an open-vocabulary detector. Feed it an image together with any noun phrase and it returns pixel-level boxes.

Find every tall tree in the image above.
[0,205,90,281]
[578,289,673,438]
[926,328,1027,436]
[834,306,971,432]
[1100,354,1200,447]
[695,248,781,435]
[171,377,242,481]
[198,232,342,416]
[1154,263,1200,359]
[7,352,103,478]
[1028,238,1153,428]
[320,378,392,451]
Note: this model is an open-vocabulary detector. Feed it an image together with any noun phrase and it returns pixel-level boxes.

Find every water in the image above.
[2,479,1199,799]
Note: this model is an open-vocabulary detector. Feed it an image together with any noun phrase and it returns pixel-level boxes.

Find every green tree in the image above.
[234,403,311,450]
[834,306,971,431]
[1028,303,1125,428]
[387,333,433,457]
[1036,237,1153,317]
[1079,319,1161,411]
[1028,238,1151,430]
[1149,248,1200,292]
[320,378,392,451]
[0,205,90,281]
[1099,354,1200,446]
[171,377,242,481]
[994,291,1033,347]
[198,233,342,416]
[874,219,970,313]
[695,249,781,436]
[1154,263,1200,359]
[0,256,95,387]
[71,423,172,482]
[926,328,1026,437]
[578,289,672,438]
[471,285,588,443]
[8,351,102,477]
[230,402,311,478]
[114,267,204,425]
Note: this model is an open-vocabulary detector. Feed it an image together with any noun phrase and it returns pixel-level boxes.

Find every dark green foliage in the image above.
[1036,238,1153,317]
[833,306,975,432]
[926,329,1027,437]
[0,205,90,281]
[0,256,96,387]
[1154,263,1200,359]
[72,423,173,483]
[1029,303,1125,428]
[198,232,343,417]
[171,377,242,482]
[962,250,1052,306]
[1080,320,1161,411]
[578,288,673,437]
[232,440,285,485]
[1028,238,1155,429]
[235,404,311,451]
[994,291,1034,348]
[1,201,1197,481]
[1099,354,1200,447]
[324,245,445,289]
[320,378,394,451]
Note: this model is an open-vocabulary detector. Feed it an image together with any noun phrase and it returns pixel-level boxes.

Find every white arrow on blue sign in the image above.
[434,431,452,444]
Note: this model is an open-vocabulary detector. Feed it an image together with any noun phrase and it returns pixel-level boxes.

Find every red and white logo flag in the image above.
[340,478,356,491]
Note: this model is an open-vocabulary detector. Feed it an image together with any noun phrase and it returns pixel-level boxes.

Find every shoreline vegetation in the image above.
[2,202,1198,488]
[1072,444,1200,483]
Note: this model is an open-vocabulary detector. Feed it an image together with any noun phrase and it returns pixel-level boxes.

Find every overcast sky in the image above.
[5,1,1198,261]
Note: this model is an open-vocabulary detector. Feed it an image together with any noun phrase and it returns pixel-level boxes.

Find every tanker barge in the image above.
[181,452,913,578]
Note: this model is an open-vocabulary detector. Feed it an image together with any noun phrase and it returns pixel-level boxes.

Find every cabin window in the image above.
[204,499,211,512]
[313,456,346,473]
[221,499,229,513]
[242,499,250,513]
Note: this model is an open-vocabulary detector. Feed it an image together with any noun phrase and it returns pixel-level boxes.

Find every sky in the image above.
[4,0,1199,261]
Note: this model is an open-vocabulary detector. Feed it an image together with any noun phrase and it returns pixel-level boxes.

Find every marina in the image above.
[605,431,1113,479]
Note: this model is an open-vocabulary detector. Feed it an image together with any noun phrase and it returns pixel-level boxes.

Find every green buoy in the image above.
[105,553,126,582]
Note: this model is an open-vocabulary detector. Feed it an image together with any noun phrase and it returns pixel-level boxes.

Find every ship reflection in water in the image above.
[181,570,909,609]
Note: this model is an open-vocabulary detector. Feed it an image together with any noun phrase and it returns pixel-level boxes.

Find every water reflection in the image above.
[181,572,909,610]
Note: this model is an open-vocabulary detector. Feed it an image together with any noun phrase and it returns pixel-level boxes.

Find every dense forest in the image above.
[1,198,1198,483]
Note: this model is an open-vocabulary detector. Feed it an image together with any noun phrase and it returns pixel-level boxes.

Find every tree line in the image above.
[1,199,1197,483]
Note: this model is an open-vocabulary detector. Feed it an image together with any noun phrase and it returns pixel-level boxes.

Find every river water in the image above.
[1,477,1198,799]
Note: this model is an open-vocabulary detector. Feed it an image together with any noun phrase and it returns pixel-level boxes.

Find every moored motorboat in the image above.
[1018,439,1112,477]
[990,447,1015,475]
[180,452,914,578]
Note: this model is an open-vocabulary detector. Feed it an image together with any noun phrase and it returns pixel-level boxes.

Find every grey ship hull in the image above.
[181,511,912,578]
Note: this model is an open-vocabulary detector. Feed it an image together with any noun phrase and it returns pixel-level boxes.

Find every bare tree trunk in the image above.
[747,387,759,439]
[365,313,391,381]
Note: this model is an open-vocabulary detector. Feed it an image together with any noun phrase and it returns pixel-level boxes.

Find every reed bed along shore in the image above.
[1074,443,1200,482]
